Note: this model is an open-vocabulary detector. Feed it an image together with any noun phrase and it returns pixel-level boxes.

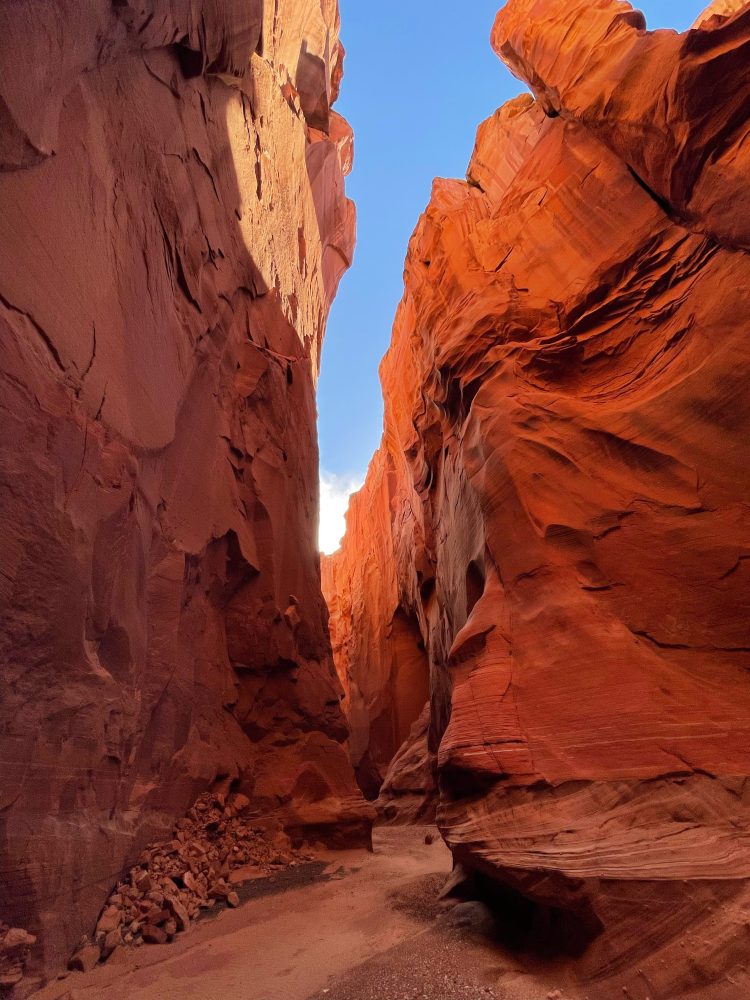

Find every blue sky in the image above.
[317,0,709,552]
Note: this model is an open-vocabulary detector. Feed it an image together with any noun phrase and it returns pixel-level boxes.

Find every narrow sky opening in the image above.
[317,0,708,554]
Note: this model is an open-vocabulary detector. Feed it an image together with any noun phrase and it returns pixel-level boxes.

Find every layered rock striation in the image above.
[0,0,370,986]
[324,1,750,994]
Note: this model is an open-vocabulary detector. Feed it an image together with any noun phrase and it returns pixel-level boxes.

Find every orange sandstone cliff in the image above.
[0,0,371,986]
[323,1,750,995]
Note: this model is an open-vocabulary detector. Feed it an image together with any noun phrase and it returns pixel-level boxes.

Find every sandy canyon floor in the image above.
[28,826,602,1000]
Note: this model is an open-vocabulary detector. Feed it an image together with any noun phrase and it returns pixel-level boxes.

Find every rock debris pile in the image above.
[0,927,36,989]
[70,789,301,972]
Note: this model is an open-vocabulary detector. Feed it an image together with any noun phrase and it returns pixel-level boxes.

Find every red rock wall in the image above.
[375,704,437,825]
[322,448,432,799]
[324,1,750,994]
[0,0,371,984]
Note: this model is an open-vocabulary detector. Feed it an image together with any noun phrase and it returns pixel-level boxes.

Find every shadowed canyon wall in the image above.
[323,0,750,995]
[0,0,372,985]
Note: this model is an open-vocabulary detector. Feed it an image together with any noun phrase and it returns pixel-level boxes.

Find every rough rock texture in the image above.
[322,455,431,798]
[694,0,748,25]
[0,0,371,987]
[375,704,437,825]
[76,784,306,966]
[0,928,36,990]
[325,1,750,995]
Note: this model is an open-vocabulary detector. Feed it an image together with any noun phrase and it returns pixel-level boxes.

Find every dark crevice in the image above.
[631,628,750,654]
[0,291,65,371]
[626,164,673,215]
[452,867,604,958]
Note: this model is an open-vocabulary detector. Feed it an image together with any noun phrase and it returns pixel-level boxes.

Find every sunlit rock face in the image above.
[326,1,750,994]
[0,0,370,984]
[694,0,748,24]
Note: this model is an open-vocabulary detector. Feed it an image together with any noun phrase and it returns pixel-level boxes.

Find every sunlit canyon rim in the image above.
[1,0,750,998]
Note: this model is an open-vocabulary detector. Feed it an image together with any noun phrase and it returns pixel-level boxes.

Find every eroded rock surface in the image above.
[325,1,750,995]
[0,0,370,987]
[375,704,437,825]
[322,451,431,799]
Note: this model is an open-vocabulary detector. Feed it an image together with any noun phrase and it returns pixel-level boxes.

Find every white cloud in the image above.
[318,470,364,555]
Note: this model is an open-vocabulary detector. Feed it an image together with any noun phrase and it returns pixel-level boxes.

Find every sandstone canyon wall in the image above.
[0,0,371,986]
[324,1,750,995]
[322,455,432,802]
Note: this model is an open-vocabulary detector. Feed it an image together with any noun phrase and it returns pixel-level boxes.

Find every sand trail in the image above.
[30,828,456,1000]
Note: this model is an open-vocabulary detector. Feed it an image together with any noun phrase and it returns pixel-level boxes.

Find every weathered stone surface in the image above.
[492,0,750,250]
[376,704,437,826]
[86,787,303,960]
[0,0,371,986]
[67,944,100,975]
[326,1,750,995]
[322,451,431,798]
[99,929,122,961]
[141,926,167,947]
[0,927,37,987]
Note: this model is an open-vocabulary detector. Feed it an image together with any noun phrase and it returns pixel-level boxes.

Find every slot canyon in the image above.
[0,1,749,999]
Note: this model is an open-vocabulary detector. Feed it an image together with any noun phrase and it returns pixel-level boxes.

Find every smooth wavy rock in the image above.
[324,1,750,995]
[0,0,371,987]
